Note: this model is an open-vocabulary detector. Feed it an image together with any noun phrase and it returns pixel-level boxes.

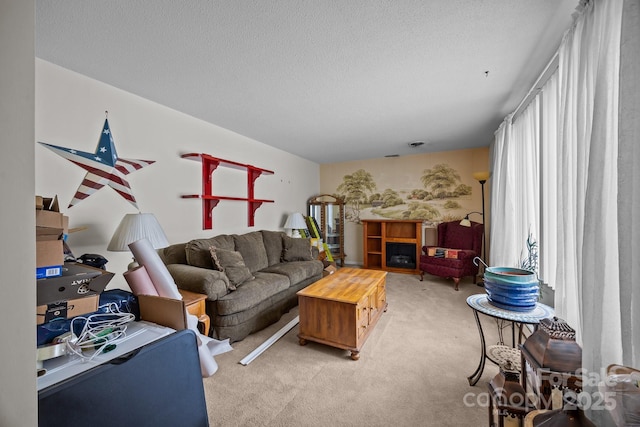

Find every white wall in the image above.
[35,59,320,290]
[0,1,37,425]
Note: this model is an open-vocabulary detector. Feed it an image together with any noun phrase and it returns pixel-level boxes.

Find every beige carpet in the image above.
[202,272,502,426]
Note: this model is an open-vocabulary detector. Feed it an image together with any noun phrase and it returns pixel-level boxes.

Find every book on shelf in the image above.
[306,216,321,239]
[311,216,322,236]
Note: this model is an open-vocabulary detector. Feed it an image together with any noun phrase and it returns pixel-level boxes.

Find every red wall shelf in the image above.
[181,153,274,229]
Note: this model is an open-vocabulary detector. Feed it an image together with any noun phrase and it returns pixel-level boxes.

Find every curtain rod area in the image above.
[512,51,559,122]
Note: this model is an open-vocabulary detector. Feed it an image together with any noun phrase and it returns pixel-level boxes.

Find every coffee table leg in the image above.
[467,309,487,386]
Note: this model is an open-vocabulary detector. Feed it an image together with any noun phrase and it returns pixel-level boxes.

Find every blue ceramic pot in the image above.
[483,267,539,312]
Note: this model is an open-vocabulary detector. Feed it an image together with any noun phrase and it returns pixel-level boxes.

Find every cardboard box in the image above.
[35,202,64,277]
[36,210,65,230]
[37,195,60,212]
[36,294,100,325]
[37,263,114,306]
[36,226,63,241]
[36,195,65,231]
[36,239,64,268]
[36,265,63,279]
[137,295,187,331]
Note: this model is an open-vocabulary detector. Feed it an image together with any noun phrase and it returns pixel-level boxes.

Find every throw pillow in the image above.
[186,239,216,269]
[261,230,285,266]
[282,236,314,262]
[233,231,268,272]
[185,235,234,269]
[209,246,254,289]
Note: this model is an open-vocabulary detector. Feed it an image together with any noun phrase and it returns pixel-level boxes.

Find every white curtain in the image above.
[554,0,623,369]
[490,1,629,423]
[513,99,540,265]
[539,73,559,290]
[490,116,518,267]
[491,0,624,357]
[618,0,639,375]
[555,2,624,424]
[489,103,539,269]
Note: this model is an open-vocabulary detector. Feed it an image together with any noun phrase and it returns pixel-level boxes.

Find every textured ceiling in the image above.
[35,0,577,164]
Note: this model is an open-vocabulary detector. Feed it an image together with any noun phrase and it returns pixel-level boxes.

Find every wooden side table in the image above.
[178,289,210,336]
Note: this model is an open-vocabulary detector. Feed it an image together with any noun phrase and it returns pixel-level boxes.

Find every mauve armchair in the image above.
[419,220,484,291]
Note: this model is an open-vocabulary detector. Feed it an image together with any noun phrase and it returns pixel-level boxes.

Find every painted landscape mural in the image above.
[335,163,473,224]
[319,147,490,264]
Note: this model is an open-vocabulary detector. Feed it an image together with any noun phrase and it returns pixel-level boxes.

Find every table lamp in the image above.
[284,212,307,238]
[107,213,169,269]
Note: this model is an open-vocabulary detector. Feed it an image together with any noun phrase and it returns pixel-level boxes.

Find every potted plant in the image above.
[519,231,554,307]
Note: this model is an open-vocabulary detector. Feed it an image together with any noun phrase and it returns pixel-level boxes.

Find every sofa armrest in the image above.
[165,264,230,301]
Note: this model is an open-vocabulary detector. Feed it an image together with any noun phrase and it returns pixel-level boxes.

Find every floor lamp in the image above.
[473,171,490,285]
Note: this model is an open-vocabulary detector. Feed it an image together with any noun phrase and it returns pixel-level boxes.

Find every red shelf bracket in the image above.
[248,201,264,227]
[203,198,221,230]
[202,159,220,196]
[181,153,274,229]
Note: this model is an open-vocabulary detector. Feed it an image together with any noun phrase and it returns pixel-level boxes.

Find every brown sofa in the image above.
[157,230,323,342]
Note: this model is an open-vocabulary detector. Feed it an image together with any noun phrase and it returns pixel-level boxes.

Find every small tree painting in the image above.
[421,164,462,199]
[335,169,376,223]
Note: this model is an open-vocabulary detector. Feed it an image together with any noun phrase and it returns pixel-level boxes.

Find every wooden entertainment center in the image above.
[362,219,423,275]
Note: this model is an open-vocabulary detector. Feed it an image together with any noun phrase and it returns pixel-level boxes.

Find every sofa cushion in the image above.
[261,260,323,285]
[233,231,268,273]
[157,243,187,265]
[261,230,285,266]
[209,246,254,289]
[215,272,290,315]
[282,236,314,262]
[185,235,235,269]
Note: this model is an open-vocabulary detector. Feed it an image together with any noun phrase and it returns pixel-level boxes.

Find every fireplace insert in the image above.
[386,243,416,269]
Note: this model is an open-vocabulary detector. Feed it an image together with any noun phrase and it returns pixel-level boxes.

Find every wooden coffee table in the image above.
[297,268,387,360]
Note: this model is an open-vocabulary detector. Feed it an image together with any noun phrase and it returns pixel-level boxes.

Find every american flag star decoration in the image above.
[38,114,155,209]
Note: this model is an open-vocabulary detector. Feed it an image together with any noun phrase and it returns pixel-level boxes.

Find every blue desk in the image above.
[466,293,554,386]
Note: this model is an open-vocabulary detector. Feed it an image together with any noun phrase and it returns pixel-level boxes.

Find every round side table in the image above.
[466,293,554,386]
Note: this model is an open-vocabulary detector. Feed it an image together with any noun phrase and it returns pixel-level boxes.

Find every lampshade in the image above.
[284,212,307,229]
[107,213,169,251]
[460,211,483,227]
[473,171,490,182]
[284,212,307,238]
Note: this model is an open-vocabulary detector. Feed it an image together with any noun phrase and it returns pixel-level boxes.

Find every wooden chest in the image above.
[297,268,387,360]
